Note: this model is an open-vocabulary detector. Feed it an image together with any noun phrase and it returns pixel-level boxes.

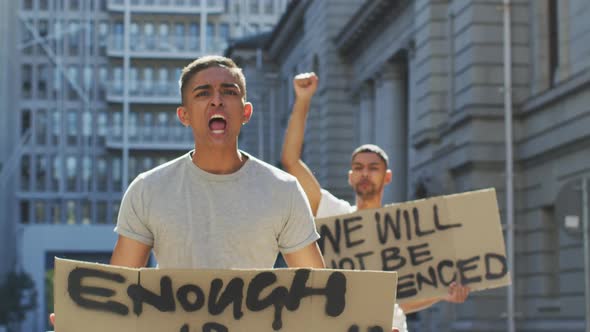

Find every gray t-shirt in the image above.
[115,150,320,269]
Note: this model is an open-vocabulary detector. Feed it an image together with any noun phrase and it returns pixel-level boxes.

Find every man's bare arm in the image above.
[110,234,152,268]
[281,72,322,215]
[283,242,326,268]
[400,282,470,314]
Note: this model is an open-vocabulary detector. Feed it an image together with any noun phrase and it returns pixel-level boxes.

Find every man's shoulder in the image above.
[135,153,187,185]
[246,154,299,185]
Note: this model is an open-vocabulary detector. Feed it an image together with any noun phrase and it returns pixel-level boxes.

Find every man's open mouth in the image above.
[208,114,227,134]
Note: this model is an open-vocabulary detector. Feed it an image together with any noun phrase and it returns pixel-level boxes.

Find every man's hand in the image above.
[443,282,470,303]
[293,72,318,101]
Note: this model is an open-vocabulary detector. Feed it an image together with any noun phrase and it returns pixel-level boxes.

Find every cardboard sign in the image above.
[315,188,511,303]
[54,258,398,332]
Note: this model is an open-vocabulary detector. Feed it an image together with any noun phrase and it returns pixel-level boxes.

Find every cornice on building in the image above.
[265,0,311,60]
[335,0,408,57]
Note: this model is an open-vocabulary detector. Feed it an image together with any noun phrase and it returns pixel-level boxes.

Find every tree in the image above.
[0,271,37,327]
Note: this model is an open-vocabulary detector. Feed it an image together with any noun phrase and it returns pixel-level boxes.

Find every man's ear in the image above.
[384,169,392,185]
[177,106,189,127]
[242,102,253,124]
[348,170,353,186]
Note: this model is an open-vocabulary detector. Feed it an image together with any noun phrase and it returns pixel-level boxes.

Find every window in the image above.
[38,19,49,37]
[53,67,62,94]
[249,0,259,14]
[81,200,91,224]
[21,155,31,191]
[130,23,139,50]
[36,109,48,145]
[97,158,107,191]
[219,23,229,41]
[158,68,168,94]
[143,67,154,93]
[111,202,120,225]
[144,23,155,49]
[21,109,31,135]
[66,156,77,191]
[20,201,31,224]
[67,65,79,100]
[51,109,60,145]
[67,110,78,145]
[38,64,49,99]
[264,0,272,14]
[206,23,214,51]
[113,112,122,138]
[97,112,107,138]
[82,156,92,190]
[129,113,138,139]
[39,0,49,10]
[70,0,79,11]
[22,64,32,98]
[66,200,76,224]
[159,23,169,50]
[82,111,92,137]
[548,0,559,86]
[98,21,108,54]
[114,22,124,50]
[35,201,46,223]
[83,66,93,92]
[36,155,49,191]
[97,201,107,223]
[113,66,123,93]
[112,157,122,190]
[129,67,138,95]
[68,21,80,56]
[23,0,33,10]
[175,23,185,50]
[51,156,61,191]
[51,201,61,224]
[189,23,200,50]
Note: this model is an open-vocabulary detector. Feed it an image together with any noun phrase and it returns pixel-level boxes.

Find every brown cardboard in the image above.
[315,188,511,303]
[54,258,397,331]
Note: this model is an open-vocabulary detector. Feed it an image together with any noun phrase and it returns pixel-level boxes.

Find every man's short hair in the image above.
[178,55,247,104]
[351,144,389,167]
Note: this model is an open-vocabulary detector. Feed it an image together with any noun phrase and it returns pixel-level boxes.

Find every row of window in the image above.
[22,0,107,12]
[20,199,119,225]
[22,0,279,16]
[20,153,173,193]
[22,109,187,146]
[21,64,186,100]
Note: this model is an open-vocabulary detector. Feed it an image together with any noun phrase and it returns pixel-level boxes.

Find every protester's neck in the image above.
[192,145,246,174]
[355,196,383,210]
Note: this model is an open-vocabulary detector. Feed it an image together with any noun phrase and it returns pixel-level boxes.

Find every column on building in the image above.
[374,62,407,204]
[358,80,375,145]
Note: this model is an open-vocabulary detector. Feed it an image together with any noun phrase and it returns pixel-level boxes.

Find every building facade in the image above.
[1,0,288,331]
[232,0,590,330]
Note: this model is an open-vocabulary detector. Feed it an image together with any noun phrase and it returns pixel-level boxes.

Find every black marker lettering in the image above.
[381,246,406,271]
[68,267,129,316]
[485,253,508,280]
[127,275,175,316]
[457,255,482,284]
[433,204,462,230]
[407,243,433,266]
[208,278,244,319]
[343,216,365,248]
[413,207,435,237]
[318,219,342,254]
[375,210,402,244]
[177,284,205,312]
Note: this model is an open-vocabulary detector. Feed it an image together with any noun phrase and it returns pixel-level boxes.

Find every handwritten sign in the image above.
[54,258,398,331]
[315,188,511,303]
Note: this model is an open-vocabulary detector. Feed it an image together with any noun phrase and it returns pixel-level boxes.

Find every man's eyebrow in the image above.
[192,84,211,92]
[221,82,240,90]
